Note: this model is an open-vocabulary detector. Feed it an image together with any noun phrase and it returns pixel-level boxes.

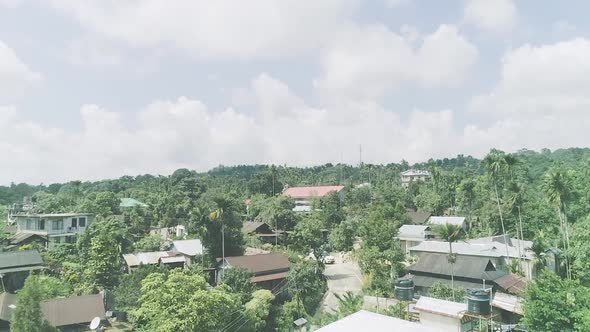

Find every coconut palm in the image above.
[433,224,464,301]
[542,169,574,279]
[531,231,549,276]
[482,150,512,261]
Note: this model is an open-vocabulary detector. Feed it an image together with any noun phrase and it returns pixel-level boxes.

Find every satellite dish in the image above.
[89,317,101,330]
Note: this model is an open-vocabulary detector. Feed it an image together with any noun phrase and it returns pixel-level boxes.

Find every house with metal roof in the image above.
[0,293,107,331]
[398,225,434,254]
[409,237,535,280]
[405,252,508,293]
[123,251,187,273]
[316,310,440,332]
[119,197,148,208]
[217,253,290,290]
[406,210,432,225]
[0,250,45,292]
[282,185,344,212]
[171,239,204,264]
[428,216,467,229]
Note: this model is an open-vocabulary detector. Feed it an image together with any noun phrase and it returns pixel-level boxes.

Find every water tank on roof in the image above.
[394,278,414,301]
[467,289,491,316]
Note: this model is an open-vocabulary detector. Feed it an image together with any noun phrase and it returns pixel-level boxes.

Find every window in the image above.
[79,217,86,227]
[26,219,32,230]
[71,218,78,228]
[39,219,45,230]
[54,237,61,244]
[52,220,64,231]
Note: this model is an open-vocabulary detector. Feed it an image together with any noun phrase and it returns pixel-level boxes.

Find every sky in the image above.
[1,0,590,184]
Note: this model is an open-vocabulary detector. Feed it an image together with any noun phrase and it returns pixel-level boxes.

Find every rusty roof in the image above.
[223,253,290,275]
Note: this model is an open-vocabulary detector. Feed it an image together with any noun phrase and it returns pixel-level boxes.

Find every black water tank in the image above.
[394,278,414,301]
[467,289,491,315]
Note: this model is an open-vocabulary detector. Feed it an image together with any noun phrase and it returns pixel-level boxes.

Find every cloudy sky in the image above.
[1,0,589,184]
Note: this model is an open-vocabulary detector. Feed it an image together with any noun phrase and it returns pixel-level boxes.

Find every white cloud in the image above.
[466,38,590,152]
[316,24,478,100]
[48,0,357,60]
[0,73,463,184]
[463,0,517,33]
[0,40,42,101]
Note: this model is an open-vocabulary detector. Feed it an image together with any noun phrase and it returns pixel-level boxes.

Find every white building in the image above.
[316,310,440,332]
[428,216,467,230]
[398,225,434,254]
[414,297,467,332]
[401,169,430,189]
[9,213,94,248]
[282,185,345,212]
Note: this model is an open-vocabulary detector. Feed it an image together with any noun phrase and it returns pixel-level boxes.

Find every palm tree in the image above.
[334,291,363,317]
[482,150,512,261]
[434,224,464,300]
[505,182,526,277]
[542,169,574,279]
[531,231,549,277]
[458,178,476,231]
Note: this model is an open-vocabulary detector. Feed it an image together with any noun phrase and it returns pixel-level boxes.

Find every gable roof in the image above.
[120,197,148,208]
[409,253,506,281]
[222,253,290,274]
[494,274,528,295]
[242,221,272,234]
[41,294,106,327]
[172,239,204,256]
[410,240,532,260]
[9,232,47,245]
[428,216,466,227]
[316,310,439,332]
[0,250,45,273]
[406,211,432,225]
[414,296,467,319]
[282,186,344,199]
[123,251,170,267]
[398,225,431,241]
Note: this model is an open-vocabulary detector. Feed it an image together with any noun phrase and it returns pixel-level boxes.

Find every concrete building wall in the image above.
[419,311,461,332]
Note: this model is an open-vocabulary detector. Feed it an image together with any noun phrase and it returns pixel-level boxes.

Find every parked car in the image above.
[322,255,335,264]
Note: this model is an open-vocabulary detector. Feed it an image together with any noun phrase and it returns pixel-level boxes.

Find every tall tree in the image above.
[433,224,464,301]
[542,168,574,279]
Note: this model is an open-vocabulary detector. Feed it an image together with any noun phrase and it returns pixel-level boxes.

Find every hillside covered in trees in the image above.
[3,147,590,331]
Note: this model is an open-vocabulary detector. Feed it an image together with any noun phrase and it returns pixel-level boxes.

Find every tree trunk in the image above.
[494,183,511,268]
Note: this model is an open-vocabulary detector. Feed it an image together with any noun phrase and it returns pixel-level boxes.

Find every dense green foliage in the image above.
[11,275,58,332]
[6,148,590,329]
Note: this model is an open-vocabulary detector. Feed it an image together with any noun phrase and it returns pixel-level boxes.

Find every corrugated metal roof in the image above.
[282,186,344,199]
[0,250,44,271]
[223,253,290,274]
[406,211,432,225]
[409,253,506,281]
[123,251,169,267]
[428,216,466,227]
[494,274,528,295]
[251,271,288,283]
[41,294,106,327]
[492,292,523,315]
[407,274,485,290]
[120,197,148,208]
[160,256,187,264]
[401,170,431,177]
[172,239,203,256]
[242,221,271,234]
[316,310,439,332]
[12,213,93,218]
[414,296,467,319]
[398,225,431,241]
[410,240,532,260]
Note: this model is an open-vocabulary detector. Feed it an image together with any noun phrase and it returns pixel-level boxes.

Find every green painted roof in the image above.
[119,198,148,208]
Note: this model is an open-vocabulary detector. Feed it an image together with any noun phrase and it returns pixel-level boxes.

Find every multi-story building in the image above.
[9,212,94,248]
[400,169,430,189]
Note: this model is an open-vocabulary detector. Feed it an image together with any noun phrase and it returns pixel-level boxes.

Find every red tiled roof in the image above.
[251,271,288,283]
[282,186,344,199]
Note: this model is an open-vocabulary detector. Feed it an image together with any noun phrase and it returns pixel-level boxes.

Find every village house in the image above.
[0,293,107,331]
[8,212,94,249]
[119,197,148,209]
[217,253,290,290]
[123,251,187,273]
[398,225,434,254]
[170,239,204,265]
[282,185,344,212]
[409,236,534,280]
[406,210,432,225]
[242,221,279,244]
[414,296,468,332]
[0,250,45,292]
[401,169,430,189]
[405,252,509,294]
